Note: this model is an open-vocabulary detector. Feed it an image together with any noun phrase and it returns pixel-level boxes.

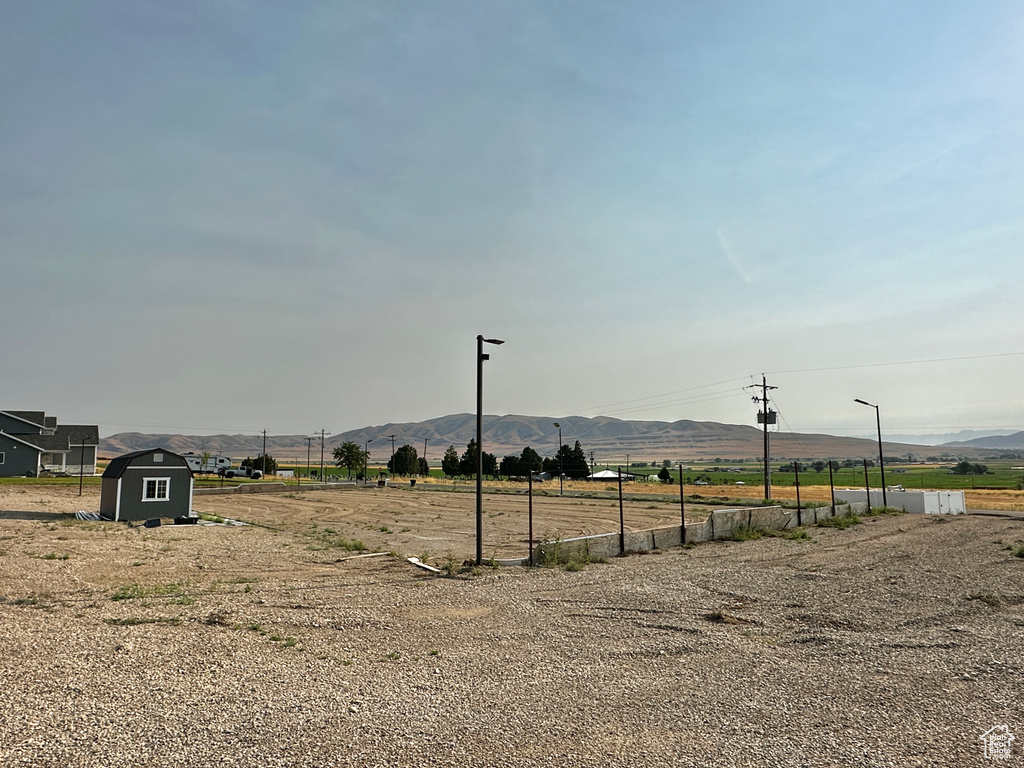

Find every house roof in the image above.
[0,431,69,452]
[102,448,191,479]
[54,424,100,445]
[589,469,636,479]
[0,411,47,429]
[0,431,47,452]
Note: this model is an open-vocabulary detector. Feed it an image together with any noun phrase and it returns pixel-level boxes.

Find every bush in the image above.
[818,512,861,530]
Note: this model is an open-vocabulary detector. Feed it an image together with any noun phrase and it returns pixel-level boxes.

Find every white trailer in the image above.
[183,454,233,474]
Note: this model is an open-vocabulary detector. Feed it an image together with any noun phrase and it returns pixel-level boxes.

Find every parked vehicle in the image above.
[220,466,262,480]
[183,453,233,474]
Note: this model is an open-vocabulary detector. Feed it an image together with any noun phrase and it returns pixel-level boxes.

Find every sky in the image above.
[3,1,1023,441]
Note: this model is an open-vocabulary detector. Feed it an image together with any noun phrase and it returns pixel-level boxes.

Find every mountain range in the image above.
[99,414,993,463]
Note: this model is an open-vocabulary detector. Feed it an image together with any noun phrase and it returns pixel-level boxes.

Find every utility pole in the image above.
[388,434,397,475]
[262,429,267,474]
[305,437,313,481]
[319,429,328,482]
[751,374,777,501]
[422,438,428,474]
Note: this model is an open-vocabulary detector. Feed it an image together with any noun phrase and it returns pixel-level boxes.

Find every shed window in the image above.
[0,452,4,464]
[142,477,170,501]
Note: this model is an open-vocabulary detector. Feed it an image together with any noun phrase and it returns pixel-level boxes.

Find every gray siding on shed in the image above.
[99,450,194,521]
[0,434,40,477]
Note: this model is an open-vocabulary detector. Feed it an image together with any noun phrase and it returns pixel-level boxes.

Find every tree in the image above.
[387,444,419,476]
[333,441,367,478]
[418,457,429,476]
[500,454,521,478]
[519,446,543,476]
[441,446,460,478]
[546,440,589,479]
[458,439,497,478]
[199,451,211,476]
[243,454,277,475]
[951,460,988,475]
[658,466,671,483]
[811,461,827,473]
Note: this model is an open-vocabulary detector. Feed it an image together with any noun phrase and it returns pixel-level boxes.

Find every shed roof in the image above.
[102,449,191,479]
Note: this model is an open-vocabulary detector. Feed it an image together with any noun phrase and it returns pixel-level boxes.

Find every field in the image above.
[1,484,1023,766]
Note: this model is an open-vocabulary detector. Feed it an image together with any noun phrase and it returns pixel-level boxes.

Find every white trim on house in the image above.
[0,452,4,465]
[115,478,122,521]
[142,477,171,502]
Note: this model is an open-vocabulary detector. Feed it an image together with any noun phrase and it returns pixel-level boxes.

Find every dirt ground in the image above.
[1,485,1022,766]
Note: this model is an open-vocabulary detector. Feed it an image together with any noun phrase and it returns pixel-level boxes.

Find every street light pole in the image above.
[364,439,372,486]
[554,422,562,495]
[855,399,887,507]
[476,334,504,565]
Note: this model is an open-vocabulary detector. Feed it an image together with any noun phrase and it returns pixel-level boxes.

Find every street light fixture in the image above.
[476,334,504,565]
[553,422,563,495]
[854,399,887,507]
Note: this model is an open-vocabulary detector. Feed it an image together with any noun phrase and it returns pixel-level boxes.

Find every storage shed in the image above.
[100,449,195,522]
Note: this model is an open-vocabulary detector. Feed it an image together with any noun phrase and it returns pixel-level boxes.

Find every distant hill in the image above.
[100,414,988,463]
[943,431,1024,450]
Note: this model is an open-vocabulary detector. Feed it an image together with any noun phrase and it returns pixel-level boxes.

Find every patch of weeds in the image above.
[342,658,354,666]
[539,540,602,571]
[864,506,905,517]
[704,609,750,625]
[172,596,196,606]
[377,525,392,533]
[224,576,258,584]
[29,552,71,561]
[110,582,187,601]
[765,527,810,540]
[202,611,231,626]
[818,513,861,530]
[103,616,181,627]
[968,592,1001,608]
[429,649,439,656]
[729,524,763,542]
[304,528,367,552]
[1011,544,1024,559]
[400,527,411,533]
[385,650,401,661]
[131,561,145,567]
[682,543,695,550]
[197,513,225,524]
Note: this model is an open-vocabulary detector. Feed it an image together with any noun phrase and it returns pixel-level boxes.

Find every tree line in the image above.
[330,438,593,479]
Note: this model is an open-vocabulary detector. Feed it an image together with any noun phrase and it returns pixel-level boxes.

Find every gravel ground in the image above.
[1,487,1022,767]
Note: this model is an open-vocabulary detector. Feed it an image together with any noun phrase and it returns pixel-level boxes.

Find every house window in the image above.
[142,477,170,501]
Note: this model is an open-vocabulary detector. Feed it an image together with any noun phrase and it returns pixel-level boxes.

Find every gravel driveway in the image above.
[1,487,1021,767]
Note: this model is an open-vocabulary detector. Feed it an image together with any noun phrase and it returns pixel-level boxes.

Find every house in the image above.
[0,410,100,477]
[99,448,195,522]
[588,469,636,481]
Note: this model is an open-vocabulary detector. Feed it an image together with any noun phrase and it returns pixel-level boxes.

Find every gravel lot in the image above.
[1,485,1022,767]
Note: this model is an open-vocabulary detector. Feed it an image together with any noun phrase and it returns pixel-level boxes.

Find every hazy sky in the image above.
[3,1,1023,440]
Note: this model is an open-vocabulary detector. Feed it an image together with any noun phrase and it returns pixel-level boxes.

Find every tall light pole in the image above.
[855,399,887,507]
[476,334,504,565]
[364,439,372,485]
[554,422,563,495]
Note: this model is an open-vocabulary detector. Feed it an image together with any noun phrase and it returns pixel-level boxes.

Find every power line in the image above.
[766,351,1024,376]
